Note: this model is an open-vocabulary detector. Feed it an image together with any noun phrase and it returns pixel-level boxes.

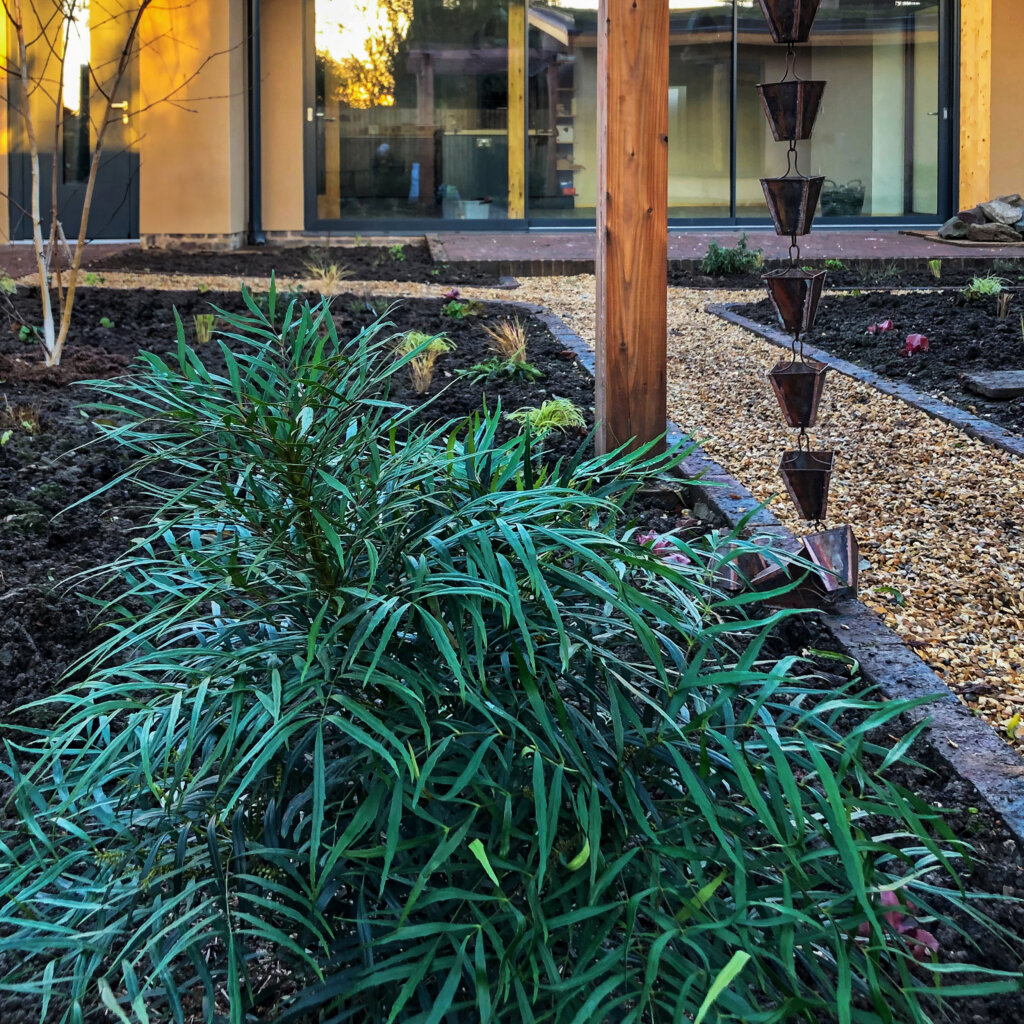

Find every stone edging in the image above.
[709,303,1024,461]
[509,298,1024,846]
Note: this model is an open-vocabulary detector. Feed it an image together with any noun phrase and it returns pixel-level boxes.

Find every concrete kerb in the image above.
[506,298,1024,845]
[709,304,1024,461]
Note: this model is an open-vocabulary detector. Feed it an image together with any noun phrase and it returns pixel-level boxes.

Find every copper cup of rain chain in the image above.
[779,449,834,521]
[716,544,772,592]
[762,266,827,335]
[802,525,859,598]
[757,0,822,44]
[768,358,827,429]
[757,80,826,142]
[750,563,827,609]
[762,176,825,237]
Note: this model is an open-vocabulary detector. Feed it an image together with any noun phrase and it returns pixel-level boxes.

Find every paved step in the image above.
[963,371,1024,400]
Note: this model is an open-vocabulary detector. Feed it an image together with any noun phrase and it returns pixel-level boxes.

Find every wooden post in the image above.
[959,0,992,209]
[595,0,668,455]
[507,4,526,220]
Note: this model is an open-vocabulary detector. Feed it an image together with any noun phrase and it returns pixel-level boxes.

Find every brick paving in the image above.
[429,227,1024,264]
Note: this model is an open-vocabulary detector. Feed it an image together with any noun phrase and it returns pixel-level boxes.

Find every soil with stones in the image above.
[87,241,502,286]
[669,258,1024,290]
[733,288,1024,435]
[0,287,1022,1022]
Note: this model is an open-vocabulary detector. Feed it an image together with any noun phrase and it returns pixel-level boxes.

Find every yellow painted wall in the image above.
[138,0,248,241]
[261,0,305,233]
[990,0,1024,200]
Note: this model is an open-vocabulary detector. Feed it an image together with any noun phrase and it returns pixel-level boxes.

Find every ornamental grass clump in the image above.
[0,282,1019,1024]
[395,328,455,393]
[463,317,543,382]
[507,396,586,434]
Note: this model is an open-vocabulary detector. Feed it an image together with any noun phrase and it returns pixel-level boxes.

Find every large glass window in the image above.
[527,1,733,220]
[312,0,945,224]
[736,0,941,218]
[315,0,516,221]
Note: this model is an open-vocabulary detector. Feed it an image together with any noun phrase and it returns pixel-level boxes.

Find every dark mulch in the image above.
[733,287,1024,436]
[88,241,502,286]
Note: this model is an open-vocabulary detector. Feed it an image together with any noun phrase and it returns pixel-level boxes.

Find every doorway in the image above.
[7,0,140,241]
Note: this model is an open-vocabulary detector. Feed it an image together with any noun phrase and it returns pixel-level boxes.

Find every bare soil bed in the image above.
[670,260,1024,291]
[0,286,1022,1022]
[733,288,1024,436]
[88,241,502,286]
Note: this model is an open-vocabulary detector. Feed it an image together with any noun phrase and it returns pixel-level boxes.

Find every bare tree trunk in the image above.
[9,0,57,362]
[51,0,153,367]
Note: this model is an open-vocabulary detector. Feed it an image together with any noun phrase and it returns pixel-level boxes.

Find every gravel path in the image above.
[17,270,1024,745]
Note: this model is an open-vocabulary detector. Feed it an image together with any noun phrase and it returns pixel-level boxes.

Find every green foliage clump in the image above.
[462,317,543,382]
[699,233,764,276]
[0,284,1019,1024]
[395,328,455,393]
[962,274,1005,301]
[507,396,586,434]
[824,258,845,271]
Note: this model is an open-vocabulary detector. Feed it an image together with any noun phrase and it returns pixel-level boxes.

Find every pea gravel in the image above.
[45,270,1024,748]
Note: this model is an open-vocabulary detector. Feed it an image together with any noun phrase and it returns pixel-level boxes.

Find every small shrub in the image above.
[962,274,1005,301]
[824,258,845,271]
[389,243,406,261]
[507,396,586,434]
[700,234,763,276]
[193,313,215,344]
[395,328,456,393]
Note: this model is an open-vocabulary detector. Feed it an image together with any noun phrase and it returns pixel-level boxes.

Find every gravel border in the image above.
[709,303,1024,461]
[515,299,1024,846]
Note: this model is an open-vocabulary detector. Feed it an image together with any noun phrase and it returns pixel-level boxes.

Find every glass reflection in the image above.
[315,0,513,220]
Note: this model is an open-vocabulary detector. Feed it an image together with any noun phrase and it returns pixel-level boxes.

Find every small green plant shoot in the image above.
[927,258,942,279]
[193,314,215,344]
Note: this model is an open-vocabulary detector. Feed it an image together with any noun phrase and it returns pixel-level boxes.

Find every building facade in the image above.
[0,0,1020,246]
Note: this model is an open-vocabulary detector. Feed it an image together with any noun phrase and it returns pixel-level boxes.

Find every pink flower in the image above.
[636,531,691,567]
[867,319,894,335]
[902,333,929,357]
[855,889,940,962]
[443,288,461,301]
